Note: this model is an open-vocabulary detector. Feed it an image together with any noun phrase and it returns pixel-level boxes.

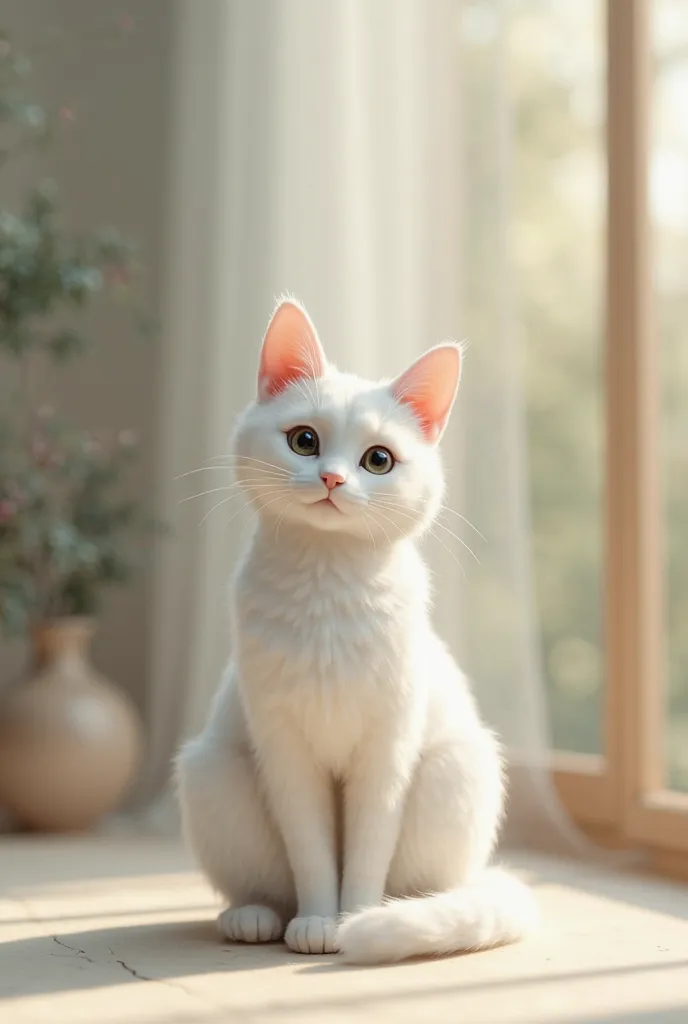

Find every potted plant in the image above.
[0,30,153,831]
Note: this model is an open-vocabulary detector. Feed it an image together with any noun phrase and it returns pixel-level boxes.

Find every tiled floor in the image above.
[1,836,687,1023]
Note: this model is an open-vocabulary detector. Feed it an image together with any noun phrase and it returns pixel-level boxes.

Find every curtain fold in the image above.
[142,0,577,852]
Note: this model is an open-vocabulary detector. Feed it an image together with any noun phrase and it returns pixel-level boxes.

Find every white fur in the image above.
[176,303,537,963]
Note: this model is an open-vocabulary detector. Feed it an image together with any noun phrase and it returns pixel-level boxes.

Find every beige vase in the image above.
[0,618,143,832]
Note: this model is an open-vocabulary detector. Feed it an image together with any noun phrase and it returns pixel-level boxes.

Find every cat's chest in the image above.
[237,564,404,685]
[237,577,403,767]
[233,541,426,694]
[232,541,428,769]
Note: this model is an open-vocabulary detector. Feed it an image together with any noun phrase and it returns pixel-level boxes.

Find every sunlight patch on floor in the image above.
[1,838,688,1023]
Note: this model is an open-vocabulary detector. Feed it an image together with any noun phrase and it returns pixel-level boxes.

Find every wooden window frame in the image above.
[552,0,688,866]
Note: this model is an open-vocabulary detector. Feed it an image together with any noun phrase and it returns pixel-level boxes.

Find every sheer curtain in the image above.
[140,0,573,851]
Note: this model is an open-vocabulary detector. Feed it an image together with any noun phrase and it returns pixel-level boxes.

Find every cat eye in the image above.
[360,446,395,475]
[286,425,320,457]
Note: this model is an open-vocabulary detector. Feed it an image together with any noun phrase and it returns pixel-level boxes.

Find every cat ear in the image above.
[258,299,326,401]
[391,344,462,442]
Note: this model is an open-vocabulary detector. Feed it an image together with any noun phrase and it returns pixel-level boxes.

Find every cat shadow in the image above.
[0,917,314,1000]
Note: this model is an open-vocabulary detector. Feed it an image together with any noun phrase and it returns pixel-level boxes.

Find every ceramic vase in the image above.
[0,618,143,831]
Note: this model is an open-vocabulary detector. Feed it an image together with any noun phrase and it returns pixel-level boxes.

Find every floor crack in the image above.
[105,945,224,1011]
[52,936,96,964]
[108,946,154,983]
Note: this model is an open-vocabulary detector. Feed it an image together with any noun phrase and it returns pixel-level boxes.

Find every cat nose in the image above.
[321,471,346,490]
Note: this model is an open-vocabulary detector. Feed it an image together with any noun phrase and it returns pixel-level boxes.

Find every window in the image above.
[654,0,688,798]
[518,0,688,866]
[514,0,606,761]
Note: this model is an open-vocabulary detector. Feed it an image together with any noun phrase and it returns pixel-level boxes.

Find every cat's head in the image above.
[232,299,461,541]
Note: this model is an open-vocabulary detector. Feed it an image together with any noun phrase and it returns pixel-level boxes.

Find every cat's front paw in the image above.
[218,905,284,943]
[285,915,339,954]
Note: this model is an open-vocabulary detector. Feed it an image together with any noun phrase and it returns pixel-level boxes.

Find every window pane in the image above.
[513,1,606,753]
[652,1,688,793]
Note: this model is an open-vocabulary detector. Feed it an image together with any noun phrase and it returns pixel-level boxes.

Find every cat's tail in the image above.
[337,868,538,965]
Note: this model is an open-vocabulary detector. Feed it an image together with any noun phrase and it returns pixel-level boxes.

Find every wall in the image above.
[0,0,171,715]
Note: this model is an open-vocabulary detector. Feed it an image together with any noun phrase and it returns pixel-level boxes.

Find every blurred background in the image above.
[0,0,686,842]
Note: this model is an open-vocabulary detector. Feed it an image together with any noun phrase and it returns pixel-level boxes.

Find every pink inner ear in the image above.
[391,345,461,442]
[258,301,326,401]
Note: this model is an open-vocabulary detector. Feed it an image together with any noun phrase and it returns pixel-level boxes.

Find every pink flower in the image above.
[58,106,75,123]
[0,500,16,524]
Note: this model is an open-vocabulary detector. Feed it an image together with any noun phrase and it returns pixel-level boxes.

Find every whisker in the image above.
[364,504,402,550]
[234,489,291,544]
[377,500,483,557]
[254,491,292,517]
[199,490,246,526]
[434,506,486,542]
[175,466,286,481]
[361,510,377,552]
[222,485,290,540]
[371,490,485,541]
[368,498,480,565]
[205,454,291,475]
[237,507,258,548]
[370,501,468,581]
[175,465,288,482]
[179,480,284,504]
[226,499,258,539]
[423,526,468,580]
[199,484,290,526]
[181,485,239,505]
[274,500,294,542]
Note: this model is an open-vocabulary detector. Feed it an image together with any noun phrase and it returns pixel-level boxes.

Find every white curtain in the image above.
[139,0,575,851]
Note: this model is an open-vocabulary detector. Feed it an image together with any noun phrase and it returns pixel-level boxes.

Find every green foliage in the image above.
[0,181,141,360]
[0,30,156,633]
[0,28,51,165]
[0,415,155,629]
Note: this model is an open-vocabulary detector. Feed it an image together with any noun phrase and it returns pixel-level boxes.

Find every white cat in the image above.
[176,299,537,964]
